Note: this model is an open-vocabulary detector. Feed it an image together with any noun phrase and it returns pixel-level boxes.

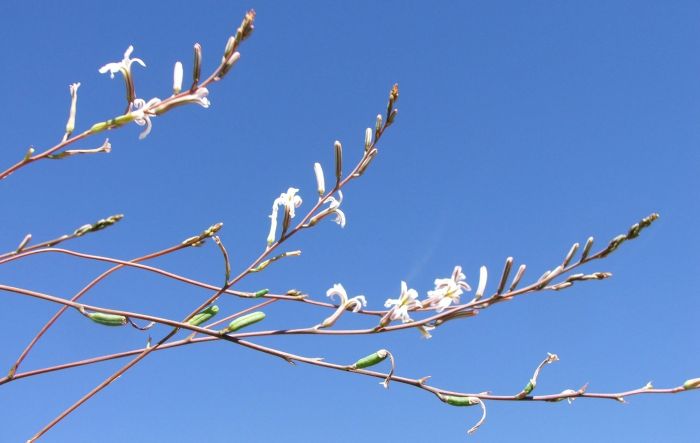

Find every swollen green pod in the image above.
[253,289,269,298]
[188,305,219,326]
[351,349,388,369]
[441,395,480,407]
[522,380,535,396]
[221,311,266,334]
[88,312,127,326]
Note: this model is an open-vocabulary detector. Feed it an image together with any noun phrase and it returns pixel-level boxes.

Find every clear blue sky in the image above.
[0,1,698,441]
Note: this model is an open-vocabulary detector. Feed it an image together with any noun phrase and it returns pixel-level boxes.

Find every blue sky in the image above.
[0,1,698,441]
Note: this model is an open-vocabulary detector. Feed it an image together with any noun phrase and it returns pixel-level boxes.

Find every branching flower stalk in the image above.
[0,11,255,181]
[0,11,695,442]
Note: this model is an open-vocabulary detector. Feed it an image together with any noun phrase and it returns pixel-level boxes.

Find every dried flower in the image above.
[384,281,422,323]
[425,266,471,312]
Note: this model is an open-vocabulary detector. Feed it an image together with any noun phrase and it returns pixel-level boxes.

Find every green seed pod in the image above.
[253,288,269,298]
[88,312,127,326]
[89,121,109,134]
[522,380,535,396]
[441,395,480,407]
[351,349,388,369]
[683,378,700,390]
[188,305,219,326]
[222,311,266,334]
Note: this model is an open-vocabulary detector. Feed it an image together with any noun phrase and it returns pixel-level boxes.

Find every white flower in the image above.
[156,87,211,112]
[425,265,471,312]
[274,187,303,218]
[326,283,366,311]
[267,187,303,245]
[187,87,210,108]
[65,83,81,134]
[317,283,366,328]
[384,281,422,323]
[266,203,280,245]
[130,97,162,139]
[99,45,146,79]
[326,192,346,228]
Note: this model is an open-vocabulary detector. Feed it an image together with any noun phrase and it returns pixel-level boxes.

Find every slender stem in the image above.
[5,243,186,379]
[0,246,386,314]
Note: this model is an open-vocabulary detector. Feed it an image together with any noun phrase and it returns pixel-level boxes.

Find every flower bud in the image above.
[334,140,343,183]
[581,236,594,261]
[191,43,202,90]
[474,265,488,300]
[364,127,373,152]
[683,378,700,390]
[313,162,325,196]
[173,61,183,94]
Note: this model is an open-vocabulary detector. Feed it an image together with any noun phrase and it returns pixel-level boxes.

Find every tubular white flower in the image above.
[156,87,211,113]
[425,265,471,312]
[267,187,302,244]
[188,87,211,108]
[327,283,367,311]
[130,97,162,139]
[318,283,367,328]
[266,203,280,245]
[173,61,183,94]
[327,193,346,227]
[384,281,422,323]
[65,82,81,134]
[98,45,146,78]
[309,190,346,228]
[274,187,303,218]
